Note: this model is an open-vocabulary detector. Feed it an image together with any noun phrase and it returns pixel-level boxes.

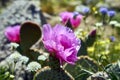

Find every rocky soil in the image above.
[0,0,43,80]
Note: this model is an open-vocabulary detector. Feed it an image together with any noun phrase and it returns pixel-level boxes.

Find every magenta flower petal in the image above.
[70,15,82,28]
[61,47,78,65]
[43,40,56,53]
[4,25,20,43]
[60,35,71,49]
[42,24,81,65]
[59,12,72,24]
[43,24,53,41]
[60,11,82,28]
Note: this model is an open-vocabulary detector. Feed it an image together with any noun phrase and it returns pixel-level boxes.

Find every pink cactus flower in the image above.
[60,11,82,28]
[60,12,72,24]
[42,24,81,65]
[4,25,20,43]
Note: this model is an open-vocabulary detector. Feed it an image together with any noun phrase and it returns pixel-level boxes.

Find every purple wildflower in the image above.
[99,7,108,15]
[60,11,82,28]
[107,10,116,17]
[4,25,20,43]
[83,7,90,14]
[42,24,80,65]
[110,36,115,42]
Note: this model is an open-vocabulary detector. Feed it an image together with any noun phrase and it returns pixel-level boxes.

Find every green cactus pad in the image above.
[77,56,98,71]
[20,21,42,51]
[18,21,42,61]
[64,56,98,80]
[34,66,74,80]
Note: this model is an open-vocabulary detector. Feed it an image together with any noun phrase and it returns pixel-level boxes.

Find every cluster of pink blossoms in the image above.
[60,11,82,28]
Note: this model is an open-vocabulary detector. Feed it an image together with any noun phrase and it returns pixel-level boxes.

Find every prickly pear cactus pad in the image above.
[33,55,75,80]
[34,66,74,80]
[15,21,42,61]
[77,56,98,71]
[64,56,98,80]
[20,21,42,51]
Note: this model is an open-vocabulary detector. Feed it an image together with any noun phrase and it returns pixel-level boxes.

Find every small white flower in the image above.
[115,23,120,27]
[95,22,103,27]
[7,51,22,63]
[38,55,47,61]
[0,61,9,69]
[26,61,41,72]
[10,42,19,48]
[19,56,29,64]
[109,21,118,26]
